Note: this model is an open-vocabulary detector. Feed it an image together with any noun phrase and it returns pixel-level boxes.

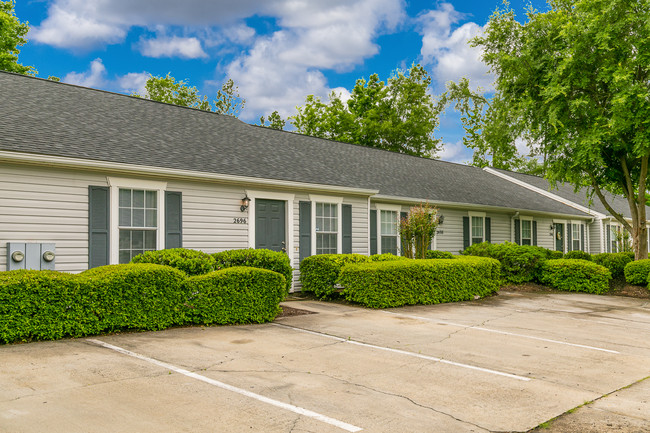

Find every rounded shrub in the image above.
[539,259,611,294]
[624,259,650,285]
[212,248,293,294]
[83,263,187,331]
[564,250,592,261]
[131,248,216,276]
[592,252,633,280]
[547,250,564,259]
[299,254,369,298]
[368,253,407,262]
[425,250,454,259]
[338,256,501,308]
[0,270,96,344]
[463,241,547,284]
[182,267,285,325]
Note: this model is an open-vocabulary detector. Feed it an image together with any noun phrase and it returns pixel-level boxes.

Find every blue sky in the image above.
[15,0,548,163]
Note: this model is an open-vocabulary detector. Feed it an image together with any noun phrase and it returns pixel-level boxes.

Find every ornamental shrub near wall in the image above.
[300,254,369,298]
[131,248,216,276]
[213,248,293,294]
[539,259,611,294]
[462,242,547,284]
[592,252,633,280]
[624,259,650,285]
[425,250,454,259]
[82,264,187,331]
[182,267,285,325]
[0,270,97,344]
[338,256,501,308]
[368,253,408,262]
[564,250,592,261]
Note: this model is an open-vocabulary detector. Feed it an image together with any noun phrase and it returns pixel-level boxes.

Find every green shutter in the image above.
[606,224,611,253]
[485,217,491,243]
[165,191,183,248]
[567,224,573,251]
[400,211,408,255]
[299,201,311,261]
[514,219,520,245]
[342,204,352,254]
[370,210,377,255]
[463,216,470,250]
[581,224,585,251]
[532,221,538,246]
[88,186,110,269]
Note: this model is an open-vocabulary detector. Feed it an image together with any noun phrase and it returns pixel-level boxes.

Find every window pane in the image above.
[119,250,131,264]
[144,230,156,249]
[119,208,131,227]
[145,209,157,228]
[132,208,144,227]
[132,230,144,249]
[381,236,397,255]
[119,230,130,249]
[381,211,397,236]
[472,237,483,245]
[522,220,531,239]
[316,233,337,254]
[119,189,131,207]
[471,216,483,238]
[145,191,156,208]
[133,190,145,207]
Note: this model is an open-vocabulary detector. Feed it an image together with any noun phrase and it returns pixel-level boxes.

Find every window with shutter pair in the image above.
[299,201,352,261]
[463,214,491,249]
[513,218,538,246]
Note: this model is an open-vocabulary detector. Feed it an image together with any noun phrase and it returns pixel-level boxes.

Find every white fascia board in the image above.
[372,194,591,220]
[0,150,379,196]
[483,167,607,218]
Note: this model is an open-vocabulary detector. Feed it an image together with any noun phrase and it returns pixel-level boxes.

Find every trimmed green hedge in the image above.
[426,250,454,259]
[300,254,369,298]
[592,252,633,280]
[213,248,293,294]
[338,256,501,308]
[0,270,97,344]
[131,248,216,276]
[462,242,547,284]
[539,259,611,294]
[564,250,592,261]
[83,264,187,331]
[368,253,407,262]
[624,259,650,285]
[183,267,285,324]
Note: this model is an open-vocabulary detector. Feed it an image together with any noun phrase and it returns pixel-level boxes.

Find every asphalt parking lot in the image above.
[1,291,649,433]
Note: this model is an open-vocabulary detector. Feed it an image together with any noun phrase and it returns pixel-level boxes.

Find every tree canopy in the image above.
[474,0,650,258]
[0,0,35,75]
[290,64,442,158]
[260,110,285,130]
[136,74,246,117]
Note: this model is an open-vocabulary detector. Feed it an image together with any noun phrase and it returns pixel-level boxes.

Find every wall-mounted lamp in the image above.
[438,214,445,225]
[550,224,554,230]
[240,194,251,212]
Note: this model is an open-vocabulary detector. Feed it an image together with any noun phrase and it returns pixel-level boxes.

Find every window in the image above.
[610,225,619,253]
[380,210,398,254]
[471,216,484,245]
[316,202,338,254]
[521,220,532,246]
[572,223,581,251]
[118,189,158,263]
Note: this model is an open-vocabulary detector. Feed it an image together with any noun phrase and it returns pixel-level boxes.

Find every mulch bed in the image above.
[276,305,317,318]
[501,280,650,299]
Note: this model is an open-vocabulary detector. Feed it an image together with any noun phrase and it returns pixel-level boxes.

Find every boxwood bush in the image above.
[624,259,650,285]
[539,259,611,294]
[426,250,454,259]
[462,242,547,284]
[300,254,369,298]
[592,252,633,280]
[183,267,285,325]
[213,248,293,293]
[131,248,216,276]
[338,256,501,308]
[368,253,407,262]
[0,270,97,344]
[564,250,592,261]
[83,263,187,331]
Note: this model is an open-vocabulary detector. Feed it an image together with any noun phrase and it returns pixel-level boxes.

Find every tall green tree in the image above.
[290,64,442,158]
[474,0,650,259]
[259,110,286,130]
[136,74,245,117]
[0,0,35,75]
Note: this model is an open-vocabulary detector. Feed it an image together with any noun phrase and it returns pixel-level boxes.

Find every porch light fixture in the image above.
[240,194,251,212]
[438,214,445,225]
[550,224,554,230]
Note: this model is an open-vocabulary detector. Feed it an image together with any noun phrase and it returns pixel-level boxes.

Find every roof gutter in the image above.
[0,150,380,196]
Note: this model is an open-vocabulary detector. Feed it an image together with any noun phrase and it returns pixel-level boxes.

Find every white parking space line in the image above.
[272,323,530,382]
[87,339,363,433]
[382,311,620,354]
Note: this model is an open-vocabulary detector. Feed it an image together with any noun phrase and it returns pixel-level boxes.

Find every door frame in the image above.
[553,219,567,253]
[246,190,295,266]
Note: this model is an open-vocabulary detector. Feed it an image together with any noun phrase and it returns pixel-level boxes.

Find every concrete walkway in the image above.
[1,291,649,432]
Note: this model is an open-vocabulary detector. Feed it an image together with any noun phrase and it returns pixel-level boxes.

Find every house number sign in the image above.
[233,217,248,224]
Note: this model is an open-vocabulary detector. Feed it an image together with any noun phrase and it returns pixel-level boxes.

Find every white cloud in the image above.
[138,36,207,59]
[418,3,493,91]
[63,59,150,95]
[63,58,107,87]
[117,72,150,95]
[438,140,471,164]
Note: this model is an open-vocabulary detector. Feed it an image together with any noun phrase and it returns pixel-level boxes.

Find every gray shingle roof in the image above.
[491,168,645,219]
[0,72,588,217]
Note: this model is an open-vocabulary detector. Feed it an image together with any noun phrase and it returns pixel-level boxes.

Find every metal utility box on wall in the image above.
[7,243,56,271]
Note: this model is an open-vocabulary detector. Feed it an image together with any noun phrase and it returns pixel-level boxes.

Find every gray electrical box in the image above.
[6,243,56,271]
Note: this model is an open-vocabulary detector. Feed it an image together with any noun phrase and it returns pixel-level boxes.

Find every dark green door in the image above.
[255,199,286,252]
[554,223,564,252]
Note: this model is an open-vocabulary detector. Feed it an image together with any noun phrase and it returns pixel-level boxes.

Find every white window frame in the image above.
[245,190,295,268]
[107,177,167,265]
[571,220,583,251]
[309,194,343,255]
[520,216,533,246]
[375,204,401,254]
[468,211,486,245]
[608,222,620,253]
